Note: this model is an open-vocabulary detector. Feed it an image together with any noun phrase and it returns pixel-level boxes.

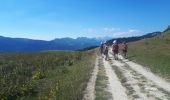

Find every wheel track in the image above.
[83,57,99,100]
[103,56,129,100]
[108,50,170,100]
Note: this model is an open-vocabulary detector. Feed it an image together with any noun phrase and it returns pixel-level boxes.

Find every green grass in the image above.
[0,50,96,100]
[95,58,112,100]
[128,30,170,80]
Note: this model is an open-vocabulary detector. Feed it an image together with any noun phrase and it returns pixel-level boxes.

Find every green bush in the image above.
[32,71,45,80]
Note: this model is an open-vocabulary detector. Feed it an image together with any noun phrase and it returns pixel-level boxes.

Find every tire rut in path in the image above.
[118,54,170,93]
[83,57,99,100]
[103,57,129,100]
[108,50,170,100]
[109,56,170,100]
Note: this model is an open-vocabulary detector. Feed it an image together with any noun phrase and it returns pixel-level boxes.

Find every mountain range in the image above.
[0,26,169,52]
[0,36,109,52]
[107,31,161,45]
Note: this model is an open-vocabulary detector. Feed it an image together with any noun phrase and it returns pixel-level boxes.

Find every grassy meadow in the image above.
[128,30,170,80]
[0,50,96,100]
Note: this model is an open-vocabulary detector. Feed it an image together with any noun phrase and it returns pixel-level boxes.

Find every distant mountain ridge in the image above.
[0,36,105,52]
[164,25,170,32]
[107,31,161,45]
[0,26,169,52]
[107,26,170,44]
[0,32,163,52]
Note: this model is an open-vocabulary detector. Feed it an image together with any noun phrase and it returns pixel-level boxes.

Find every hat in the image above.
[113,40,117,44]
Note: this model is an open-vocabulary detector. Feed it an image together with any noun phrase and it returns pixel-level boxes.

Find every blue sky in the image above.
[0,0,170,40]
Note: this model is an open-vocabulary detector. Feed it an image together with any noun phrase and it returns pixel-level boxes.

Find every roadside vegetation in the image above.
[0,50,96,100]
[128,30,170,80]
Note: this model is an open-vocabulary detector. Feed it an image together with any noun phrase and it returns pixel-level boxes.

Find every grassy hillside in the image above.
[0,50,96,100]
[128,30,170,80]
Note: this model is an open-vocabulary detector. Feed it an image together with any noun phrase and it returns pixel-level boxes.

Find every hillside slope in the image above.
[128,30,170,80]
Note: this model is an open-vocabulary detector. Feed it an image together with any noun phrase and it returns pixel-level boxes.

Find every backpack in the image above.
[112,44,119,50]
[100,44,104,49]
[105,46,108,51]
[104,46,108,54]
[123,44,128,50]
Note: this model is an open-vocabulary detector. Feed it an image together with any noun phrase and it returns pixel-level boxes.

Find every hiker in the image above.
[99,42,104,56]
[112,40,119,60]
[122,41,128,58]
[103,42,109,60]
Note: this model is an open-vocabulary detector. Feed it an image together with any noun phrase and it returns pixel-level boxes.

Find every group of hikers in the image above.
[99,40,128,60]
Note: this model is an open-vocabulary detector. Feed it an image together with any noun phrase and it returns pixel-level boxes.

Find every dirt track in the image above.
[83,49,170,100]
[83,57,99,100]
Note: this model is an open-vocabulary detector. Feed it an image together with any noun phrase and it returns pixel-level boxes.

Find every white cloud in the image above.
[102,27,140,37]
[103,27,120,33]
[86,27,120,34]
[87,28,97,33]
[84,27,141,38]
[112,29,140,37]
[128,29,139,33]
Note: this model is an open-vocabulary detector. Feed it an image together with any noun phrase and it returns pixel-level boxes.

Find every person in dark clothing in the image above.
[122,42,128,58]
[112,40,119,60]
[104,44,109,60]
[100,42,104,56]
